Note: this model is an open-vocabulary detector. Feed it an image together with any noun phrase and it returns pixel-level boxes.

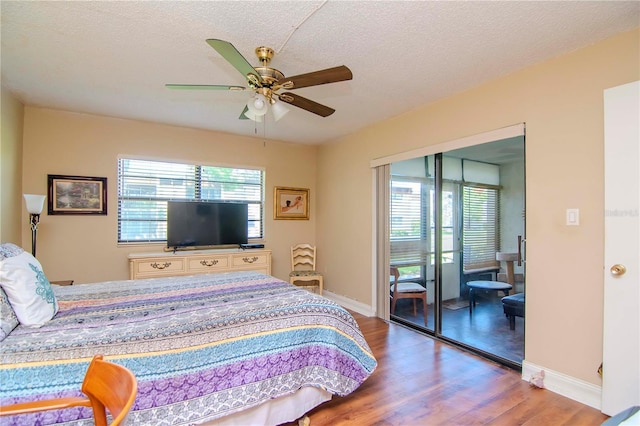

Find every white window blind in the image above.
[390,177,459,266]
[117,158,264,243]
[390,178,429,266]
[462,185,500,270]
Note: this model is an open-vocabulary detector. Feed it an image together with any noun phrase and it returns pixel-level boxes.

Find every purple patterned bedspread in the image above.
[0,271,376,425]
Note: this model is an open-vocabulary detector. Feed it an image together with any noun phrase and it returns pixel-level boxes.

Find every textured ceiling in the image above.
[1,1,638,145]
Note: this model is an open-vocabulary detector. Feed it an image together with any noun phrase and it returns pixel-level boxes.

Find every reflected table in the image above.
[467,280,512,314]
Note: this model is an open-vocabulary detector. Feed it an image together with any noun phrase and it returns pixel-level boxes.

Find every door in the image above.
[440,140,525,365]
[602,81,640,415]
[387,135,525,366]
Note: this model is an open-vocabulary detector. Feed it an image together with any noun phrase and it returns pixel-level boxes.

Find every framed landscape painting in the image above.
[48,174,107,215]
[274,187,309,220]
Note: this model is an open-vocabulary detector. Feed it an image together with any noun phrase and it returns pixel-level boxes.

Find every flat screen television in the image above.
[167,201,248,249]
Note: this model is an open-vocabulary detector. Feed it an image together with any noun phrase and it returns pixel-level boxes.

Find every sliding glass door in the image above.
[387,136,525,367]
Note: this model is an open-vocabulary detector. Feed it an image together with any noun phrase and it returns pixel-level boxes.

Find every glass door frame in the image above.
[375,124,526,371]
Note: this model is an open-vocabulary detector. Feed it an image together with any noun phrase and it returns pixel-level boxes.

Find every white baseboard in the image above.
[322,290,376,317]
[522,360,602,410]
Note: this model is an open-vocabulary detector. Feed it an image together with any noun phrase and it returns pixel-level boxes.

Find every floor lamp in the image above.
[23,194,46,257]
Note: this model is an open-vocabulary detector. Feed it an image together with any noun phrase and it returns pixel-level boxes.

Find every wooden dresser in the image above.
[128,249,271,280]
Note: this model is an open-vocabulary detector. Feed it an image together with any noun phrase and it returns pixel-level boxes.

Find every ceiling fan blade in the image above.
[165,84,246,91]
[206,39,263,86]
[275,65,352,90]
[278,92,335,117]
[239,105,249,120]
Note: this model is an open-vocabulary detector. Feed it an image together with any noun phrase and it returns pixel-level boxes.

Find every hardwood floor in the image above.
[299,312,608,426]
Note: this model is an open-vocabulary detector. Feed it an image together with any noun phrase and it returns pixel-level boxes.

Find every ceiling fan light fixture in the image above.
[271,98,290,122]
[247,93,268,116]
[243,108,263,122]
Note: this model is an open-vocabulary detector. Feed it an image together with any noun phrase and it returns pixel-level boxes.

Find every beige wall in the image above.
[21,108,317,283]
[317,29,639,386]
[0,88,24,244]
[11,26,639,397]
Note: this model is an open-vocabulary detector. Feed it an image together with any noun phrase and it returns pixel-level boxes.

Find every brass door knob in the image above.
[610,264,627,276]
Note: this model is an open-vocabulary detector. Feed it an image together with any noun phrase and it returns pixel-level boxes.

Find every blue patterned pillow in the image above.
[0,287,19,340]
[0,243,58,327]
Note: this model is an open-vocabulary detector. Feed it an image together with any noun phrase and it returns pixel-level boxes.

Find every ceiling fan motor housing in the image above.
[255,46,274,65]
[254,67,285,86]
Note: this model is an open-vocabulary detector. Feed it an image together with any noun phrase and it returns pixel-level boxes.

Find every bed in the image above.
[0,265,376,425]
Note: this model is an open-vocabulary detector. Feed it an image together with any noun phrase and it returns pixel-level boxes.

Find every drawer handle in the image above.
[150,262,171,270]
[200,259,219,267]
[242,256,259,264]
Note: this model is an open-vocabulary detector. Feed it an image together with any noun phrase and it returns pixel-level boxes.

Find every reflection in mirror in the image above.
[389,135,525,366]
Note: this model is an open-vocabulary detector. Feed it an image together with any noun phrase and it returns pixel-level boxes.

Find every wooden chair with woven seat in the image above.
[0,354,138,426]
[390,266,428,326]
[289,243,323,295]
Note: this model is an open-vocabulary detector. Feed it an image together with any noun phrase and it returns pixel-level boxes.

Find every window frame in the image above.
[390,177,501,281]
[390,176,457,282]
[117,157,265,245]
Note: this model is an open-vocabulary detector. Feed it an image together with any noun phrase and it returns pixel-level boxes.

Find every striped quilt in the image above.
[0,271,376,425]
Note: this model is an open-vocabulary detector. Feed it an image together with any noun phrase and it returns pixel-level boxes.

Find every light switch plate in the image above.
[566,208,580,226]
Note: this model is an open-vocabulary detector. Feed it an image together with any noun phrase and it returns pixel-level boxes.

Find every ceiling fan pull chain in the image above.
[263,119,267,147]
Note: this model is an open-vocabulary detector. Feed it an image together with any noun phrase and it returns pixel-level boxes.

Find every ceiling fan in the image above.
[166,39,353,122]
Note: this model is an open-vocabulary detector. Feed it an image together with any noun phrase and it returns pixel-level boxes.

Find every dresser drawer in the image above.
[188,255,229,272]
[129,249,271,279]
[131,258,186,277]
[231,253,269,269]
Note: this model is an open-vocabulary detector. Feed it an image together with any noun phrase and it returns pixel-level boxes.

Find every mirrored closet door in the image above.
[382,133,525,367]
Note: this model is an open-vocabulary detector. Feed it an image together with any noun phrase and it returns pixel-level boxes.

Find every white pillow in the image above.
[0,243,58,327]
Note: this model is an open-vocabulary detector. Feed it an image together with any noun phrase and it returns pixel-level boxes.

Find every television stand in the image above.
[128,248,271,280]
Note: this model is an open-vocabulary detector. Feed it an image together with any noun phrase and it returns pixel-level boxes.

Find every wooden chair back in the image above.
[0,355,137,426]
[289,244,323,294]
[390,265,428,325]
[390,266,400,296]
[83,355,138,426]
[291,244,317,271]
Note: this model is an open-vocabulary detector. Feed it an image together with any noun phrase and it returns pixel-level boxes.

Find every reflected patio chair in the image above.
[390,266,427,326]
